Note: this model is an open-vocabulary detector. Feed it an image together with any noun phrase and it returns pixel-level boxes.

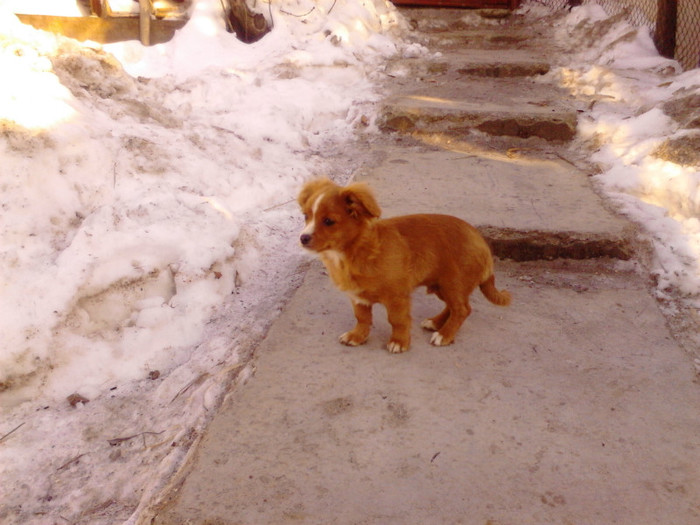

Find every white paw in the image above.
[387,341,408,354]
[430,332,447,346]
[421,319,437,331]
[339,332,361,346]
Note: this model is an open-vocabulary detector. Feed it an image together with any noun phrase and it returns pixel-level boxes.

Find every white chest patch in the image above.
[320,250,370,305]
[320,249,343,268]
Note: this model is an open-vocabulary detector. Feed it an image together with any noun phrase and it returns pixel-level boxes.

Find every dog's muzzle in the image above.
[300,234,312,247]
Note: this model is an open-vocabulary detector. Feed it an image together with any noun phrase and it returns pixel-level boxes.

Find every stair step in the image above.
[357,145,635,261]
[387,50,551,79]
[378,94,577,141]
[481,227,634,261]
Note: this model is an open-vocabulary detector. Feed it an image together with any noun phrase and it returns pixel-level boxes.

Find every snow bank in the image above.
[552,3,700,307]
[0,1,410,523]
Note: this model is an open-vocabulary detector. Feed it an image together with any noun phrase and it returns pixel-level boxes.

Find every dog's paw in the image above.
[387,340,409,354]
[421,319,438,331]
[430,332,453,346]
[339,331,367,346]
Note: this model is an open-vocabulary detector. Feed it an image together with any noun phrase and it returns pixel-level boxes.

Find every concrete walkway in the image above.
[147,9,700,525]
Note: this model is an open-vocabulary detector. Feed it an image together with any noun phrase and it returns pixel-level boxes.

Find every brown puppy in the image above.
[298,177,510,353]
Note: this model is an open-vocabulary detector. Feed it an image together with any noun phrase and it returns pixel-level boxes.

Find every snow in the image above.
[0,0,410,522]
[547,2,700,306]
[0,0,698,523]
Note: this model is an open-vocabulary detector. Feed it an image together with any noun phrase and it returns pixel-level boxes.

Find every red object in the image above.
[391,0,520,8]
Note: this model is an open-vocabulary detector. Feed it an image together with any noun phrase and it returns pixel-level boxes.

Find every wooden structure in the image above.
[15,0,269,45]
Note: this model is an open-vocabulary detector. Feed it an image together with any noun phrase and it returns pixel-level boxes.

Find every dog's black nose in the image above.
[300,234,312,246]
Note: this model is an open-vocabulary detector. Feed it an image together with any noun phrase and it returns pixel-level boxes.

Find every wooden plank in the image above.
[15,14,186,45]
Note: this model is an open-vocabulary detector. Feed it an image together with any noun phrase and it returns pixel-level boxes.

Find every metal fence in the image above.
[539,0,700,70]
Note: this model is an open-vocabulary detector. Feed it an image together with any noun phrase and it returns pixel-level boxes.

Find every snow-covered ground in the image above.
[0,1,411,523]
[545,3,700,307]
[0,1,698,524]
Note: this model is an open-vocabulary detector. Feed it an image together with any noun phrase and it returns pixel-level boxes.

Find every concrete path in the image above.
[146,8,700,525]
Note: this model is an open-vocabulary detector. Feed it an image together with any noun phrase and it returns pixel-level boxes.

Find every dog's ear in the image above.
[341,182,381,220]
[298,177,334,209]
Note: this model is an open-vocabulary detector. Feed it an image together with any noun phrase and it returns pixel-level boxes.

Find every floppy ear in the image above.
[297,177,335,209]
[341,182,381,219]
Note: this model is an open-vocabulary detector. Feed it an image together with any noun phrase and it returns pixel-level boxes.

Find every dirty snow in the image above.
[545,2,700,307]
[0,0,698,524]
[0,0,409,523]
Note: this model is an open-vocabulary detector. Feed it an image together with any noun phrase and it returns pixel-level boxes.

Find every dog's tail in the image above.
[480,274,511,306]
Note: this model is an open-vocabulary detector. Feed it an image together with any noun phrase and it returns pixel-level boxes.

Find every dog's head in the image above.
[297,177,381,253]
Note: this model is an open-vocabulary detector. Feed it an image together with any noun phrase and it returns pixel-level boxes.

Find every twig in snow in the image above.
[0,422,25,444]
[108,431,164,447]
[279,5,315,17]
[170,372,211,403]
[219,0,234,32]
[211,125,246,141]
[57,454,86,472]
[263,198,294,212]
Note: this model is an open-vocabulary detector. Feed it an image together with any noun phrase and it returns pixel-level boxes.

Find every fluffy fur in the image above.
[298,177,511,353]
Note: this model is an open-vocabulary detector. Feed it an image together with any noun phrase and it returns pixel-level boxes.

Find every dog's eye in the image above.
[323,217,335,227]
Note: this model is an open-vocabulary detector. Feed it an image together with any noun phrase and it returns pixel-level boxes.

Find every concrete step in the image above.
[423,28,540,51]
[380,8,573,141]
[401,7,514,32]
[378,94,577,141]
[379,52,578,141]
[450,49,551,78]
[356,143,635,261]
[399,7,557,52]
[387,49,551,78]
[480,226,633,261]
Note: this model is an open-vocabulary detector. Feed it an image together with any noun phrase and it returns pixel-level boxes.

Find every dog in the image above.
[298,177,511,353]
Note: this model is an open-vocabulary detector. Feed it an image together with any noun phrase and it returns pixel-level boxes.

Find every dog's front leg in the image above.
[385,296,411,353]
[339,299,372,347]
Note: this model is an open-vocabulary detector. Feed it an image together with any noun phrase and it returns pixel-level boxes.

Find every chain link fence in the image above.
[537,0,700,70]
[676,0,700,70]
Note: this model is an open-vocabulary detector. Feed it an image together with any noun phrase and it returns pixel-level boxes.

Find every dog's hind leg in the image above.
[430,303,470,346]
[421,307,450,332]
[430,286,473,346]
[339,300,372,346]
